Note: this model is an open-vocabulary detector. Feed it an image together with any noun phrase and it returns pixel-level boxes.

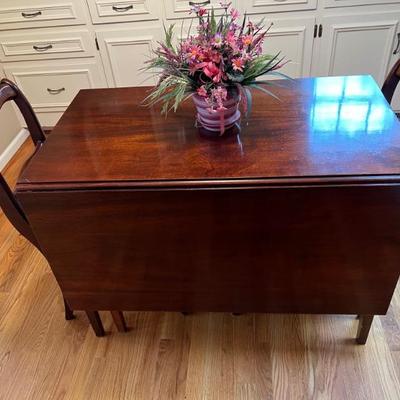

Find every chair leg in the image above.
[111,311,128,332]
[86,311,105,337]
[63,298,75,320]
[356,315,374,345]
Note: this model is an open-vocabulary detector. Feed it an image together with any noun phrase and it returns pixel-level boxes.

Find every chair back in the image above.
[0,78,46,248]
[382,59,400,104]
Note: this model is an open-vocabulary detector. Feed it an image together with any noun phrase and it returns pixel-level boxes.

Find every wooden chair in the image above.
[382,59,400,104]
[0,78,127,336]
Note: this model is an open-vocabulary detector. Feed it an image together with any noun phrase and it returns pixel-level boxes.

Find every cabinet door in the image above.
[96,26,162,87]
[323,0,400,8]
[315,12,399,85]
[243,0,317,14]
[262,17,315,78]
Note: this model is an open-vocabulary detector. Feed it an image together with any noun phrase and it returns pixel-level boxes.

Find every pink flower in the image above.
[226,31,237,47]
[197,85,208,97]
[242,35,253,46]
[232,57,245,72]
[212,33,223,48]
[203,62,220,79]
[230,8,239,20]
[187,45,204,61]
[198,7,208,16]
[211,86,228,110]
[210,51,221,63]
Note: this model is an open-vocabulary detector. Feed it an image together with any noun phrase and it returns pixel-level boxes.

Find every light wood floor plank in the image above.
[0,139,399,399]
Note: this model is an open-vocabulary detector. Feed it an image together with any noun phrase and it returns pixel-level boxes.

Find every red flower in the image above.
[203,62,222,83]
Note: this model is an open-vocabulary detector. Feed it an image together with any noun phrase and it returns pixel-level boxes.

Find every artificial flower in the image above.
[197,85,208,97]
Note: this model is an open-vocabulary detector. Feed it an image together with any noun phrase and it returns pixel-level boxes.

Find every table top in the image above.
[17,75,400,191]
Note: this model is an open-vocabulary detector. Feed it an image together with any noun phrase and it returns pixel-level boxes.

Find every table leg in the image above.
[63,298,75,320]
[111,311,128,332]
[356,315,374,344]
[86,311,105,337]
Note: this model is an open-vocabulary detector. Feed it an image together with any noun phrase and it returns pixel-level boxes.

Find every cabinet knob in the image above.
[21,11,42,18]
[112,4,134,12]
[47,87,65,95]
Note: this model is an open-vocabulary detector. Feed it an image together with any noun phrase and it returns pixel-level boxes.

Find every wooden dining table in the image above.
[15,75,400,343]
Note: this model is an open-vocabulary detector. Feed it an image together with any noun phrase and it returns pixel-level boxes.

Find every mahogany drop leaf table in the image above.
[15,76,400,343]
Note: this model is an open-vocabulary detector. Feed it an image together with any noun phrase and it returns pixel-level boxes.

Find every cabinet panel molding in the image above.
[0,30,95,62]
[0,0,86,30]
[263,17,315,78]
[243,0,317,14]
[87,0,160,24]
[96,27,161,87]
[3,60,106,110]
[324,0,400,8]
[317,15,399,86]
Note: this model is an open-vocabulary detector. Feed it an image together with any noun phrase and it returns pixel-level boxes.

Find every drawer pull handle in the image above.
[189,1,211,5]
[47,87,65,95]
[21,10,42,18]
[33,44,53,52]
[112,4,134,12]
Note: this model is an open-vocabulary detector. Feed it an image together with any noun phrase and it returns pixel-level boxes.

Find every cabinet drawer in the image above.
[87,0,159,24]
[323,0,400,8]
[0,30,95,62]
[0,0,86,30]
[35,110,64,128]
[3,60,107,111]
[243,0,317,14]
[165,0,237,19]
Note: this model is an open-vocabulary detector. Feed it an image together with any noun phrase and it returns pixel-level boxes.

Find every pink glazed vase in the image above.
[192,92,241,136]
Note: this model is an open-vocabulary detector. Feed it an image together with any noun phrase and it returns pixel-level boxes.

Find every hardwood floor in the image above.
[0,140,400,400]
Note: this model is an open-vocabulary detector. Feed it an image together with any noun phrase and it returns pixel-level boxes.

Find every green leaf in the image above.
[244,87,252,118]
[210,7,217,34]
[227,73,245,83]
[163,23,175,50]
[249,84,281,102]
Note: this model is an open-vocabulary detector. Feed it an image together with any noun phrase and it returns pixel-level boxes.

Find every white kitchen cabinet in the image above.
[86,0,160,24]
[323,0,400,8]
[164,0,238,19]
[262,17,315,78]
[0,28,95,62]
[3,58,107,125]
[0,0,87,31]
[242,0,317,14]
[314,12,400,87]
[95,26,162,87]
[1,0,400,127]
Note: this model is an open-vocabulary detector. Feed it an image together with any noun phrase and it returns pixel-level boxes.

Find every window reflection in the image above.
[310,76,394,135]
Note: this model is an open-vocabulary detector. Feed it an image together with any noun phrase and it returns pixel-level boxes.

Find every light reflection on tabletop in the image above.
[310,76,395,137]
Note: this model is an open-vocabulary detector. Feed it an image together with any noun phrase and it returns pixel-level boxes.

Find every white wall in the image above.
[0,67,24,171]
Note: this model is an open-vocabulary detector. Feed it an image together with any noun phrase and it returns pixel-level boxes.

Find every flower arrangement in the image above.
[144,1,287,134]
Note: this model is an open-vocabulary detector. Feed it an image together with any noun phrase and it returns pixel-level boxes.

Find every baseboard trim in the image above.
[0,128,29,172]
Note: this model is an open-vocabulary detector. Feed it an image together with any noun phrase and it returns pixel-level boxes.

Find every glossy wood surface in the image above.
[14,75,400,343]
[4,142,400,399]
[17,75,400,191]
